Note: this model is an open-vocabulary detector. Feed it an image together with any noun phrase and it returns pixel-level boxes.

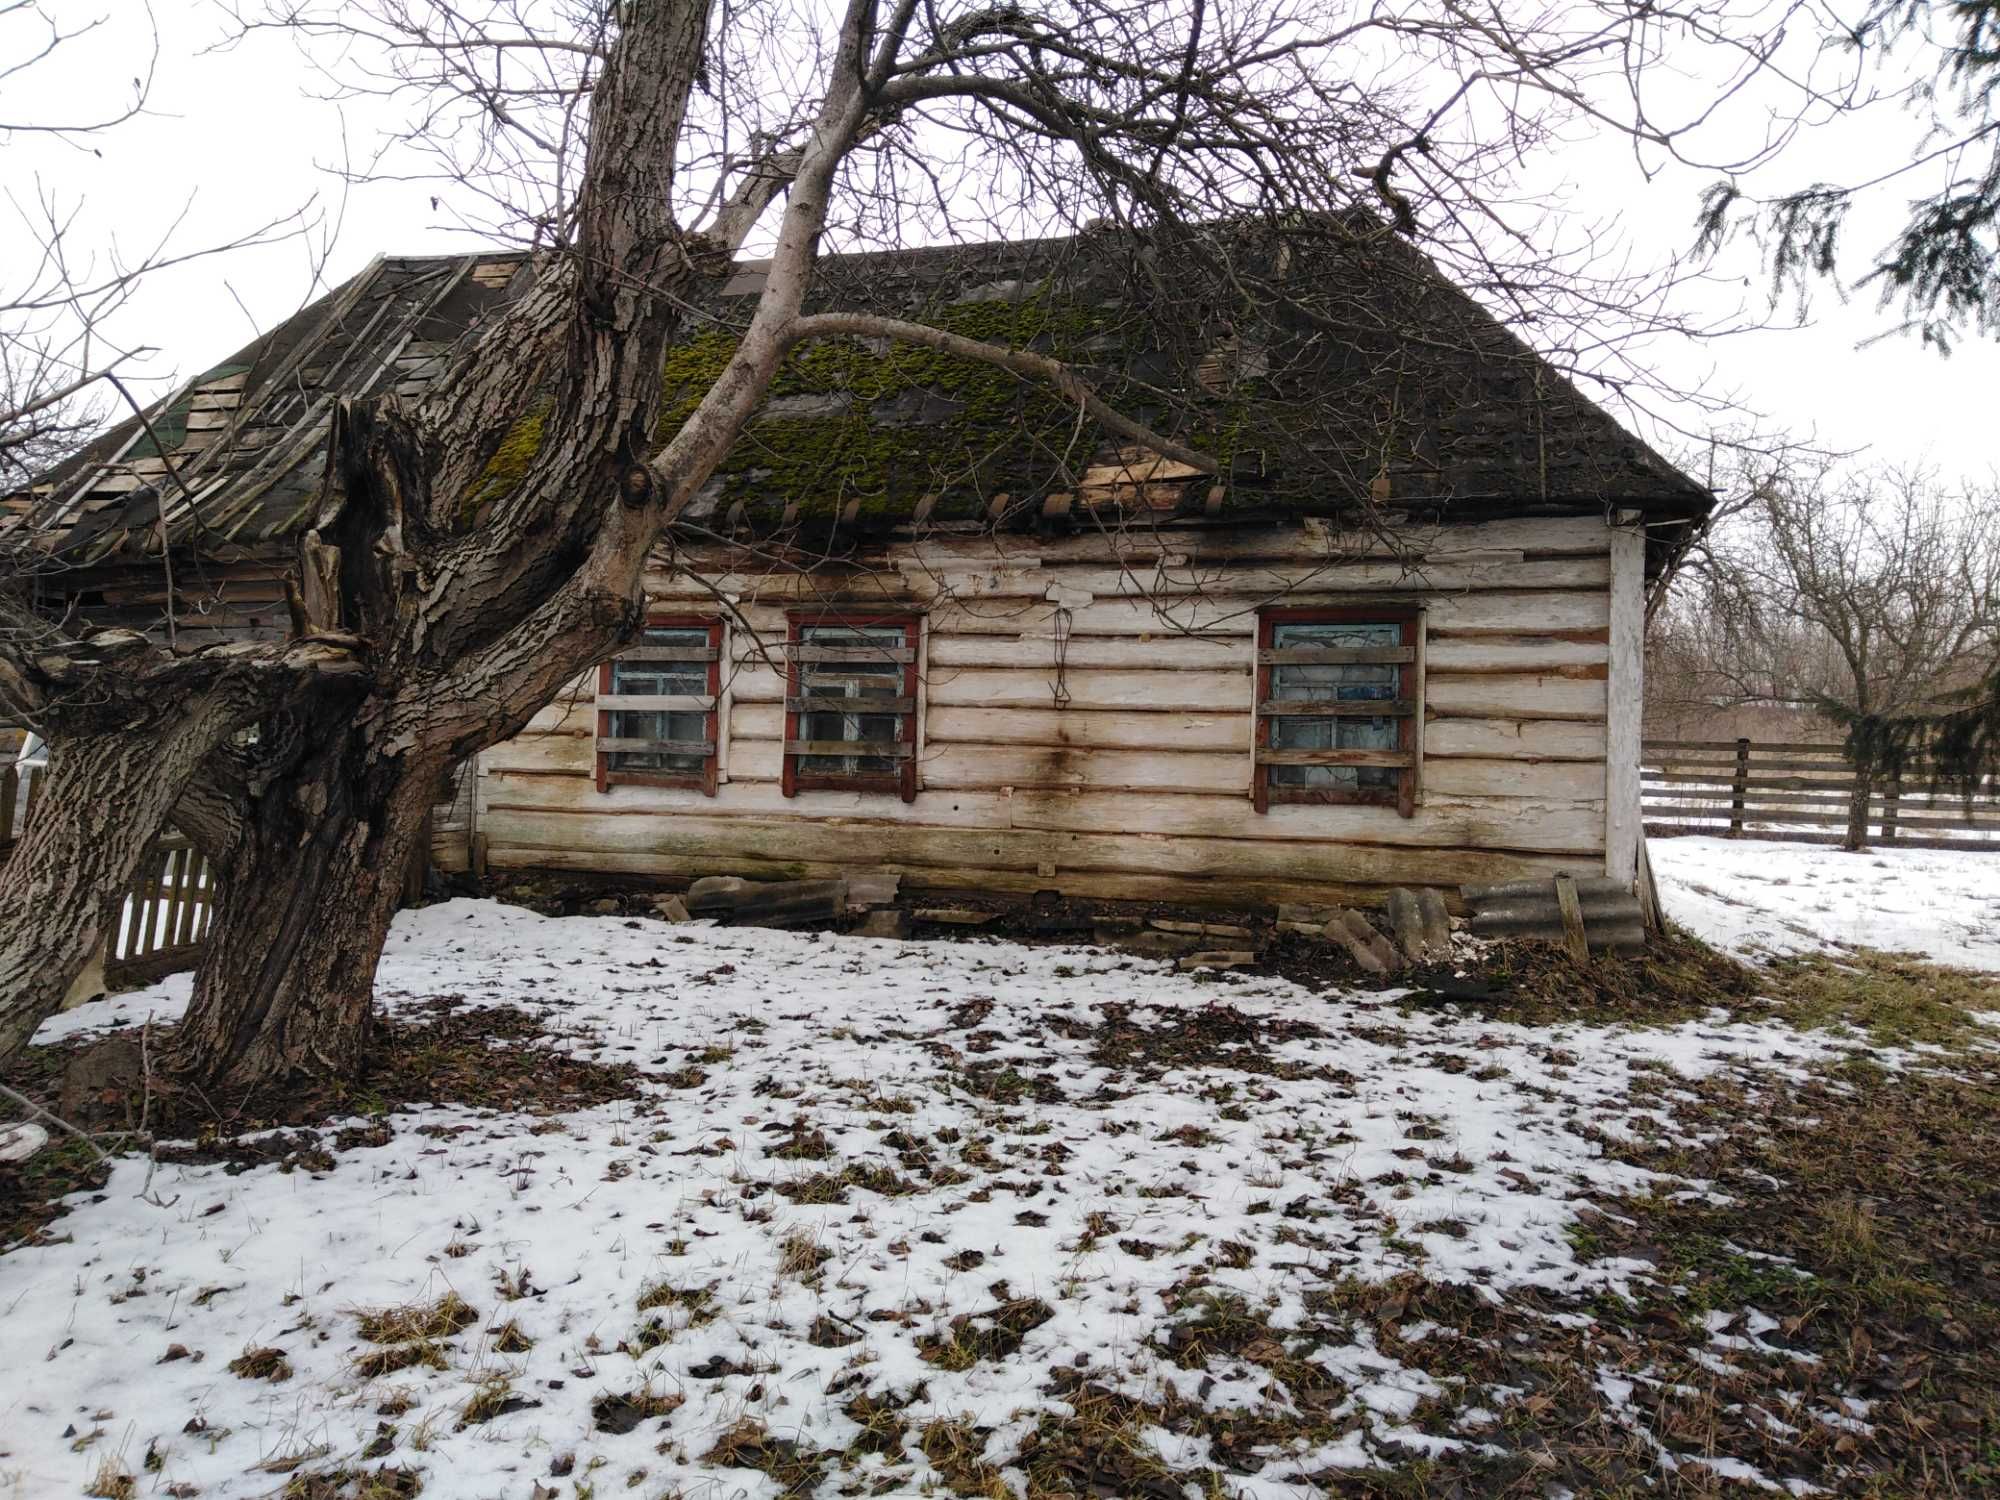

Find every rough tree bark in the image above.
[0,720,232,1057]
[0,622,366,1056]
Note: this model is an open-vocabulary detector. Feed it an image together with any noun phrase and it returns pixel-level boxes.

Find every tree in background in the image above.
[1650,461,2000,847]
[1699,1,2000,351]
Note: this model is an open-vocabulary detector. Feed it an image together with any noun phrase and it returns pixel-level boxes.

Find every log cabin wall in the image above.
[461,513,1633,911]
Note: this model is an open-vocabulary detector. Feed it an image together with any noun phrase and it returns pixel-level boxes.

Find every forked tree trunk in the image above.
[0,709,243,1059]
[165,717,446,1093]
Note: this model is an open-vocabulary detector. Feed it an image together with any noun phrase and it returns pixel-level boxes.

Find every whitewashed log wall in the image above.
[450,515,1638,910]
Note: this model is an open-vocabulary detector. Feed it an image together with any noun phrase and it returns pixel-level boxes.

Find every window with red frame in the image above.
[782,614,919,802]
[594,617,722,795]
[1253,607,1420,817]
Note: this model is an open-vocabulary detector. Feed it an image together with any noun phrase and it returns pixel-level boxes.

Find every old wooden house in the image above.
[11,229,1711,911]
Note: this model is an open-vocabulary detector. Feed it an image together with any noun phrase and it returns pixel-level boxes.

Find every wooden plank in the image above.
[480,775,1605,852]
[1254,747,1415,768]
[595,737,716,756]
[1554,873,1590,962]
[919,744,1250,795]
[617,645,719,662]
[478,808,1594,886]
[922,667,1251,713]
[791,644,916,663]
[784,740,915,759]
[596,693,715,712]
[1424,717,1606,761]
[655,515,1613,577]
[1643,739,1848,755]
[786,696,915,713]
[1644,769,1862,789]
[1425,636,1609,672]
[1426,673,1607,721]
[1257,647,1415,665]
[656,557,1613,606]
[1604,515,1644,885]
[1259,699,1417,717]
[924,633,1246,671]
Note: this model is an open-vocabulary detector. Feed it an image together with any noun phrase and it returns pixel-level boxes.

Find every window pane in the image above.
[1268,620,1404,791]
[609,626,710,773]
[797,624,906,776]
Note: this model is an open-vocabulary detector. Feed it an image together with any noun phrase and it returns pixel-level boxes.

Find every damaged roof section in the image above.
[10,223,1712,564]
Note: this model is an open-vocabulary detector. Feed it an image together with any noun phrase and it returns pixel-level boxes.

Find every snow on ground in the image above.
[1650,836,2000,971]
[4,901,1885,1499]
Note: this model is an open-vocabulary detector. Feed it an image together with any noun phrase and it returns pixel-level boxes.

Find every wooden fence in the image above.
[1643,738,2000,851]
[107,834,216,987]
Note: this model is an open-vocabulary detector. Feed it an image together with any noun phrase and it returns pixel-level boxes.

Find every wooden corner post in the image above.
[1605,511,1646,888]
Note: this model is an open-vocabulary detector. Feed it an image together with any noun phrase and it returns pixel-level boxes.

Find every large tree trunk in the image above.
[1842,756,1875,852]
[164,715,446,1094]
[0,707,245,1059]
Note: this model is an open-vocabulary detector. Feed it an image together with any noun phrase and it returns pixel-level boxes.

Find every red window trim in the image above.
[1253,605,1420,818]
[782,611,920,804]
[595,615,722,797]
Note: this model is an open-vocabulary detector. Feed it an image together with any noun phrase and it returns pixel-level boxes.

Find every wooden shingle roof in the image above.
[12,227,1711,563]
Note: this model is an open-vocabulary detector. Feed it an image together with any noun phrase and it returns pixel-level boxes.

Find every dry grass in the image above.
[83,1457,136,1499]
[226,1345,293,1382]
[354,1291,479,1344]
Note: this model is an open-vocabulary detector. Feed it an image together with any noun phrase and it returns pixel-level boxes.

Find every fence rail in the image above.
[1643,738,2000,851]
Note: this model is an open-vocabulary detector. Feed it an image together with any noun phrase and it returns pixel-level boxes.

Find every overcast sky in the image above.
[8,0,1999,482]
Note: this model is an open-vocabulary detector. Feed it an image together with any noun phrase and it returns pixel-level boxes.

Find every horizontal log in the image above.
[1426,673,1606,721]
[1644,767,1858,787]
[786,696,915,713]
[1255,748,1415,768]
[490,736,1604,805]
[1259,699,1416,717]
[919,744,1249,795]
[477,809,1593,887]
[653,557,1613,606]
[917,632,1606,674]
[595,737,715,757]
[618,645,718,662]
[1642,739,1845,755]
[930,668,1254,713]
[596,693,715,712]
[655,515,1615,576]
[480,777,1604,853]
[791,644,915,663]
[1643,756,1862,776]
[1422,717,1605,761]
[1258,647,1415,665]
[785,740,914,759]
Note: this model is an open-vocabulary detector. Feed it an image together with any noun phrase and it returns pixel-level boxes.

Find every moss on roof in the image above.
[656,292,1135,524]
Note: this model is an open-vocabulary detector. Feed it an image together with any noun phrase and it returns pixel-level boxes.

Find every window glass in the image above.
[798,623,906,776]
[1269,620,1401,791]
[608,625,710,773]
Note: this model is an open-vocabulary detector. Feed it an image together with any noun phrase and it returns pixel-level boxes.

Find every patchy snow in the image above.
[1650,836,2000,971]
[0,901,1904,1497]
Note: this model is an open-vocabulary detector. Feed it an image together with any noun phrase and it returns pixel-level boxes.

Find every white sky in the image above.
[6,0,1999,481]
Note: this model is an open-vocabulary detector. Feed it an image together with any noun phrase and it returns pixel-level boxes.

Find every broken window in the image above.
[783,616,919,801]
[1254,607,1420,816]
[594,618,722,794]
